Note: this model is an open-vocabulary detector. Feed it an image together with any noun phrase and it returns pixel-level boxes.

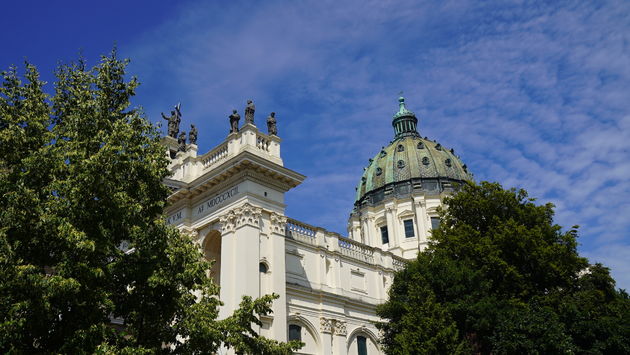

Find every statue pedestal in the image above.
[161,136,179,159]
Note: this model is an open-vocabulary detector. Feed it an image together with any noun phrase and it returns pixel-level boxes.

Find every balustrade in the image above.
[256,134,270,152]
[201,143,228,169]
[338,237,374,263]
[286,218,317,245]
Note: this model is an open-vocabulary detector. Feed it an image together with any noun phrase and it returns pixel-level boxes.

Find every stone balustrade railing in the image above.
[338,236,374,264]
[392,256,407,271]
[286,218,317,245]
[256,133,271,152]
[201,142,228,169]
[285,217,406,270]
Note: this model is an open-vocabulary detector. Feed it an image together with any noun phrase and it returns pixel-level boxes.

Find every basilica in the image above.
[162,98,471,355]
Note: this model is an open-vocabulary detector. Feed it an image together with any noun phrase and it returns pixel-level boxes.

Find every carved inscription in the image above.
[166,210,183,225]
[194,186,239,218]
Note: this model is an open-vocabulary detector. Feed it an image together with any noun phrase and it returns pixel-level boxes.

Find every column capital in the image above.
[269,212,288,235]
[220,202,263,233]
[333,320,347,336]
[320,317,333,334]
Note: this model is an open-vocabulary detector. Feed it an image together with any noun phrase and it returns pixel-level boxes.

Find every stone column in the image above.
[269,211,288,341]
[333,320,348,355]
[320,317,334,355]
[218,203,262,320]
[413,197,429,249]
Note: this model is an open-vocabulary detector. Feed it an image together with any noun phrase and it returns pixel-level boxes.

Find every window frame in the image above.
[357,335,368,355]
[288,324,302,342]
[403,219,415,238]
[380,225,389,244]
[430,216,441,230]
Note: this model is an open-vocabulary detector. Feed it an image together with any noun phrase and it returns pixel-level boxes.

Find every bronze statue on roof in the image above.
[229,109,240,133]
[245,99,255,125]
[267,112,277,136]
[161,103,182,138]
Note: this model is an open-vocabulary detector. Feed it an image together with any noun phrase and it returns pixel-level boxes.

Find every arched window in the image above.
[357,335,367,355]
[288,324,302,341]
[259,262,268,273]
[202,230,222,285]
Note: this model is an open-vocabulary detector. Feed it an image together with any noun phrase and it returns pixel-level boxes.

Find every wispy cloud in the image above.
[124,0,630,289]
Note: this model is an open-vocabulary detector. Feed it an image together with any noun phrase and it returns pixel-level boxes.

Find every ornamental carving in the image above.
[334,320,347,336]
[320,317,333,333]
[320,318,347,336]
[270,212,288,234]
[219,202,263,232]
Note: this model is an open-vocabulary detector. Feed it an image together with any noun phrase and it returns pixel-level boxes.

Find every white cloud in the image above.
[124,0,630,290]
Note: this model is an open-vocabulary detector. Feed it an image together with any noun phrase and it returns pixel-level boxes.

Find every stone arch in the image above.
[287,314,320,354]
[202,229,222,285]
[347,326,381,355]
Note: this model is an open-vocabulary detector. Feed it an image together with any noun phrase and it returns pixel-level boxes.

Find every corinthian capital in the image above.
[234,202,263,229]
[270,212,288,235]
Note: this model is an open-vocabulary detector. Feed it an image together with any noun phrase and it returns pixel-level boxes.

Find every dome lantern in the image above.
[392,97,420,139]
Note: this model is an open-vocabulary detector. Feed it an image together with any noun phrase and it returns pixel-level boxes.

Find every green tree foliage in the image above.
[0,53,302,354]
[377,181,630,355]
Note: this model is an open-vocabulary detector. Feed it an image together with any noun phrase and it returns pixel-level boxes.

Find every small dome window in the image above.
[397,160,405,168]
[375,167,383,176]
[397,144,405,152]
[361,176,366,184]
[422,157,430,165]
[435,143,442,151]
[380,150,387,158]
[445,158,452,167]
[417,142,424,149]
[259,262,268,273]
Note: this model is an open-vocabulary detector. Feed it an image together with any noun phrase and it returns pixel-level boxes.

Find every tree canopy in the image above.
[0,52,301,354]
[377,181,630,355]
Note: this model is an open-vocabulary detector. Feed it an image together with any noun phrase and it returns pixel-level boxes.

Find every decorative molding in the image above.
[320,317,333,333]
[269,212,288,234]
[334,320,347,336]
[219,202,262,233]
[320,317,347,336]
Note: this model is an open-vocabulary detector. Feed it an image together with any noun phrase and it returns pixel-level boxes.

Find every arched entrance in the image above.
[202,230,222,285]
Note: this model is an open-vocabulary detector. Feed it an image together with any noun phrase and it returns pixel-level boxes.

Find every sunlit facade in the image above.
[163,98,470,354]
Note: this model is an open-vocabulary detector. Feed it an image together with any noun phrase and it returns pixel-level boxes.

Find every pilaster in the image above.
[218,203,263,320]
[268,211,288,341]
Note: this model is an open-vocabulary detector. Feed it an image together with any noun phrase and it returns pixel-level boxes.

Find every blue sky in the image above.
[2,0,629,290]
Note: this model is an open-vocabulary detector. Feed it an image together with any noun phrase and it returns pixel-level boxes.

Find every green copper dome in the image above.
[354,98,472,208]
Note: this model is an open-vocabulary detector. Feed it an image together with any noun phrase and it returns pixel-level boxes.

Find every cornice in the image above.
[167,150,305,204]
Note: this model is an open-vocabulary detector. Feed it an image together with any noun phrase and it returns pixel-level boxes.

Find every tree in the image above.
[377,181,630,355]
[0,52,302,354]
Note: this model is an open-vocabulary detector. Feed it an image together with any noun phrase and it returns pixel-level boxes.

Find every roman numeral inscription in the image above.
[194,186,239,218]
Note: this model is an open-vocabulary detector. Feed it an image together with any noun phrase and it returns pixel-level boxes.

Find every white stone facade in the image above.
[164,122,448,354]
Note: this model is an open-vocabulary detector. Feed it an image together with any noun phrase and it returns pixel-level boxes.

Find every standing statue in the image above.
[189,124,198,145]
[267,112,277,136]
[229,109,240,133]
[161,103,182,138]
[178,131,186,152]
[244,99,255,125]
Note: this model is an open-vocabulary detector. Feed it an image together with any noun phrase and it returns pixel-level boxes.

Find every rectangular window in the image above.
[288,324,301,341]
[357,335,367,355]
[431,217,441,230]
[380,226,389,244]
[403,219,414,238]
